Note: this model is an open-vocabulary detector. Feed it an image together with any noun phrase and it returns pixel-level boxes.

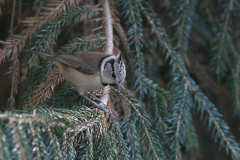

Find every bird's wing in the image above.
[54,52,110,74]
[28,51,110,74]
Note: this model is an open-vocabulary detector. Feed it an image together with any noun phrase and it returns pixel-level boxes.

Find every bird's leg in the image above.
[88,93,108,111]
[88,92,104,103]
[82,94,108,112]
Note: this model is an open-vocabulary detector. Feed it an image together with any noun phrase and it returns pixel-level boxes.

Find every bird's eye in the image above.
[112,73,116,79]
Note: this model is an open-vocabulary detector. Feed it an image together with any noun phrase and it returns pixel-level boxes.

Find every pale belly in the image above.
[54,62,104,95]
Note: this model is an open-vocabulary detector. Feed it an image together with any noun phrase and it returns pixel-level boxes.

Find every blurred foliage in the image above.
[0,0,240,159]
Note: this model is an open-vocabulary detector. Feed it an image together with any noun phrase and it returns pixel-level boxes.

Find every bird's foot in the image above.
[82,94,108,112]
[88,92,104,103]
[90,102,108,112]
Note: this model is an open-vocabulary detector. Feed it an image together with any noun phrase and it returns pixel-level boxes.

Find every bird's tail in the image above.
[26,50,53,58]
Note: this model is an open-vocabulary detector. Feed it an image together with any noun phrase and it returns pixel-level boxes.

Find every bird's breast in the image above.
[54,62,104,95]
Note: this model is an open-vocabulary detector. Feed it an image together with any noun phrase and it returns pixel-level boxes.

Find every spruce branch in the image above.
[5,3,101,109]
[153,91,166,130]
[113,88,166,160]
[120,0,146,98]
[96,130,119,159]
[22,5,101,73]
[166,81,199,159]
[8,120,28,160]
[45,124,62,159]
[0,123,10,159]
[0,0,83,65]
[184,118,201,158]
[172,20,240,160]
[107,114,129,159]
[43,85,83,108]
[26,68,64,107]
[19,62,54,108]
[139,1,240,159]
[113,22,132,64]
[174,83,188,160]
[120,114,143,159]
[0,107,106,159]
[128,0,143,95]
[172,0,197,55]
[211,0,234,80]
[143,78,169,132]
[111,0,132,65]
[193,90,240,159]
[85,129,94,159]
[111,0,134,79]
[28,120,42,159]
[58,34,104,55]
[7,51,20,110]
[176,0,190,52]
[0,48,6,65]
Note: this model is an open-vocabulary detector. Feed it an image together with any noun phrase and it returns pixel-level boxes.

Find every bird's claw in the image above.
[83,94,108,112]
[90,102,108,112]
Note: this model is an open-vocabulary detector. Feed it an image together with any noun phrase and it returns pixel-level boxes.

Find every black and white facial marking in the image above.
[100,54,126,86]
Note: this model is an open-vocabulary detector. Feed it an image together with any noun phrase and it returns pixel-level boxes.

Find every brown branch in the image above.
[110,0,132,65]
[100,0,113,54]
[0,0,82,65]
[99,0,113,105]
[18,0,22,24]
[26,68,64,107]
[7,51,20,110]
[235,54,240,111]
[10,0,16,36]
[2,0,82,109]
[0,48,6,65]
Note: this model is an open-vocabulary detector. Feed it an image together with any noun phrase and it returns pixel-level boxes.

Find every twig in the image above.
[18,0,22,24]
[100,0,113,105]
[176,0,190,54]
[175,83,188,160]
[27,68,64,107]
[10,0,16,36]
[128,0,143,93]
[1,0,82,64]
[7,51,20,110]
[100,0,113,54]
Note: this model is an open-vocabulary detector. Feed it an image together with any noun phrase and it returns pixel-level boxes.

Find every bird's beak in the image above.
[116,83,121,91]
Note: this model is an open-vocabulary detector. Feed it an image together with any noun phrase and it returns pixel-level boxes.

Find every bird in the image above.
[27,50,126,112]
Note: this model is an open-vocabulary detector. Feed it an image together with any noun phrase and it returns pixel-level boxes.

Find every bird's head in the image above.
[100,53,126,90]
